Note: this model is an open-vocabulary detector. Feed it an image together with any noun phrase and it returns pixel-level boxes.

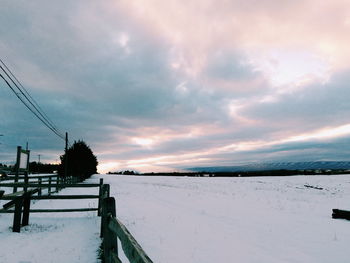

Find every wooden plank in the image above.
[31,195,100,200]
[6,175,59,180]
[0,183,100,188]
[3,194,24,209]
[332,209,350,220]
[108,216,153,263]
[3,189,39,209]
[2,195,99,200]
[0,209,17,213]
[2,190,25,198]
[28,208,98,213]
[0,207,97,213]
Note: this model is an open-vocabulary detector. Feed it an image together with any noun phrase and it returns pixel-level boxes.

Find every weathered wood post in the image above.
[13,146,21,193]
[100,184,110,238]
[13,198,23,232]
[48,176,52,195]
[38,178,42,196]
[24,172,28,193]
[102,197,117,263]
[22,192,31,226]
[97,178,104,216]
[56,175,59,192]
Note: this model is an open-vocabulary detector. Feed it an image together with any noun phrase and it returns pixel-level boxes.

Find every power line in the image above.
[0,72,64,139]
[0,60,66,141]
[0,63,65,139]
[0,59,61,134]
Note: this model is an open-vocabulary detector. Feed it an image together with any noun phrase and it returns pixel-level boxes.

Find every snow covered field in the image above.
[100,174,350,263]
[1,174,350,262]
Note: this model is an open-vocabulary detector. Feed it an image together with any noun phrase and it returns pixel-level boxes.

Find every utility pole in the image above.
[38,154,41,164]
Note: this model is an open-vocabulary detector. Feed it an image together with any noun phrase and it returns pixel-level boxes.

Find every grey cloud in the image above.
[205,51,258,81]
[243,70,350,132]
[1,1,350,170]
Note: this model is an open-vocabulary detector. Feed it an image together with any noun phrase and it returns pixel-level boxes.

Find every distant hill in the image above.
[188,161,350,172]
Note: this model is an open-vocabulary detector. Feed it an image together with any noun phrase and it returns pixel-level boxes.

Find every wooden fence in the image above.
[100,193,153,263]
[1,174,76,194]
[0,175,154,263]
[0,175,103,231]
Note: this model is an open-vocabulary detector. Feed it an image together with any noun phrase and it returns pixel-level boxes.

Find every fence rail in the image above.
[0,183,100,188]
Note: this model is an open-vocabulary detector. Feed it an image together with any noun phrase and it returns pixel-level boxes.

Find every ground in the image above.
[1,174,350,262]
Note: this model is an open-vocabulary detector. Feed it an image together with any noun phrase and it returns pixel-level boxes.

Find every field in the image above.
[1,174,350,262]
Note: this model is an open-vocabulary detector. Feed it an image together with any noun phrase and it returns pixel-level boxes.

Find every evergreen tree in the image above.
[59,140,98,181]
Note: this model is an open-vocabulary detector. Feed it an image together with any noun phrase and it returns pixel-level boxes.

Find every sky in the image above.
[1,0,350,173]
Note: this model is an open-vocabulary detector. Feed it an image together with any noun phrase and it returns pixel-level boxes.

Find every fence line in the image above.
[0,176,154,263]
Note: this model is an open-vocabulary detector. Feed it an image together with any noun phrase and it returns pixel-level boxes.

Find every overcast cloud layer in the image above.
[1,0,350,172]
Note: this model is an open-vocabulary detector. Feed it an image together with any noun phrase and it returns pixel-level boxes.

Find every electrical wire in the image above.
[0,64,65,139]
[0,59,61,134]
[0,60,66,141]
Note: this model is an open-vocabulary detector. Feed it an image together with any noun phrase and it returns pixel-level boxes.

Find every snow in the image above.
[97,174,350,263]
[1,174,350,262]
[0,180,101,263]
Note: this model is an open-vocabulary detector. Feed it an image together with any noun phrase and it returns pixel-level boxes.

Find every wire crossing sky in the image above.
[0,59,65,141]
[1,0,350,172]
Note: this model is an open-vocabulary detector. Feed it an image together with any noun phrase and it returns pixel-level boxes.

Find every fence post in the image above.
[100,184,110,237]
[38,178,42,196]
[24,172,28,193]
[102,197,117,263]
[48,176,52,195]
[56,176,59,192]
[13,146,21,193]
[98,178,104,216]
[22,192,31,226]
[13,198,23,232]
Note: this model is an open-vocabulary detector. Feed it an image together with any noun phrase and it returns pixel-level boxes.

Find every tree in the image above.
[59,140,98,181]
[29,162,59,174]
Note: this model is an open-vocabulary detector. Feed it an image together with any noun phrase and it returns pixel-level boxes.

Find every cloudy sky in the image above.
[1,0,350,172]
